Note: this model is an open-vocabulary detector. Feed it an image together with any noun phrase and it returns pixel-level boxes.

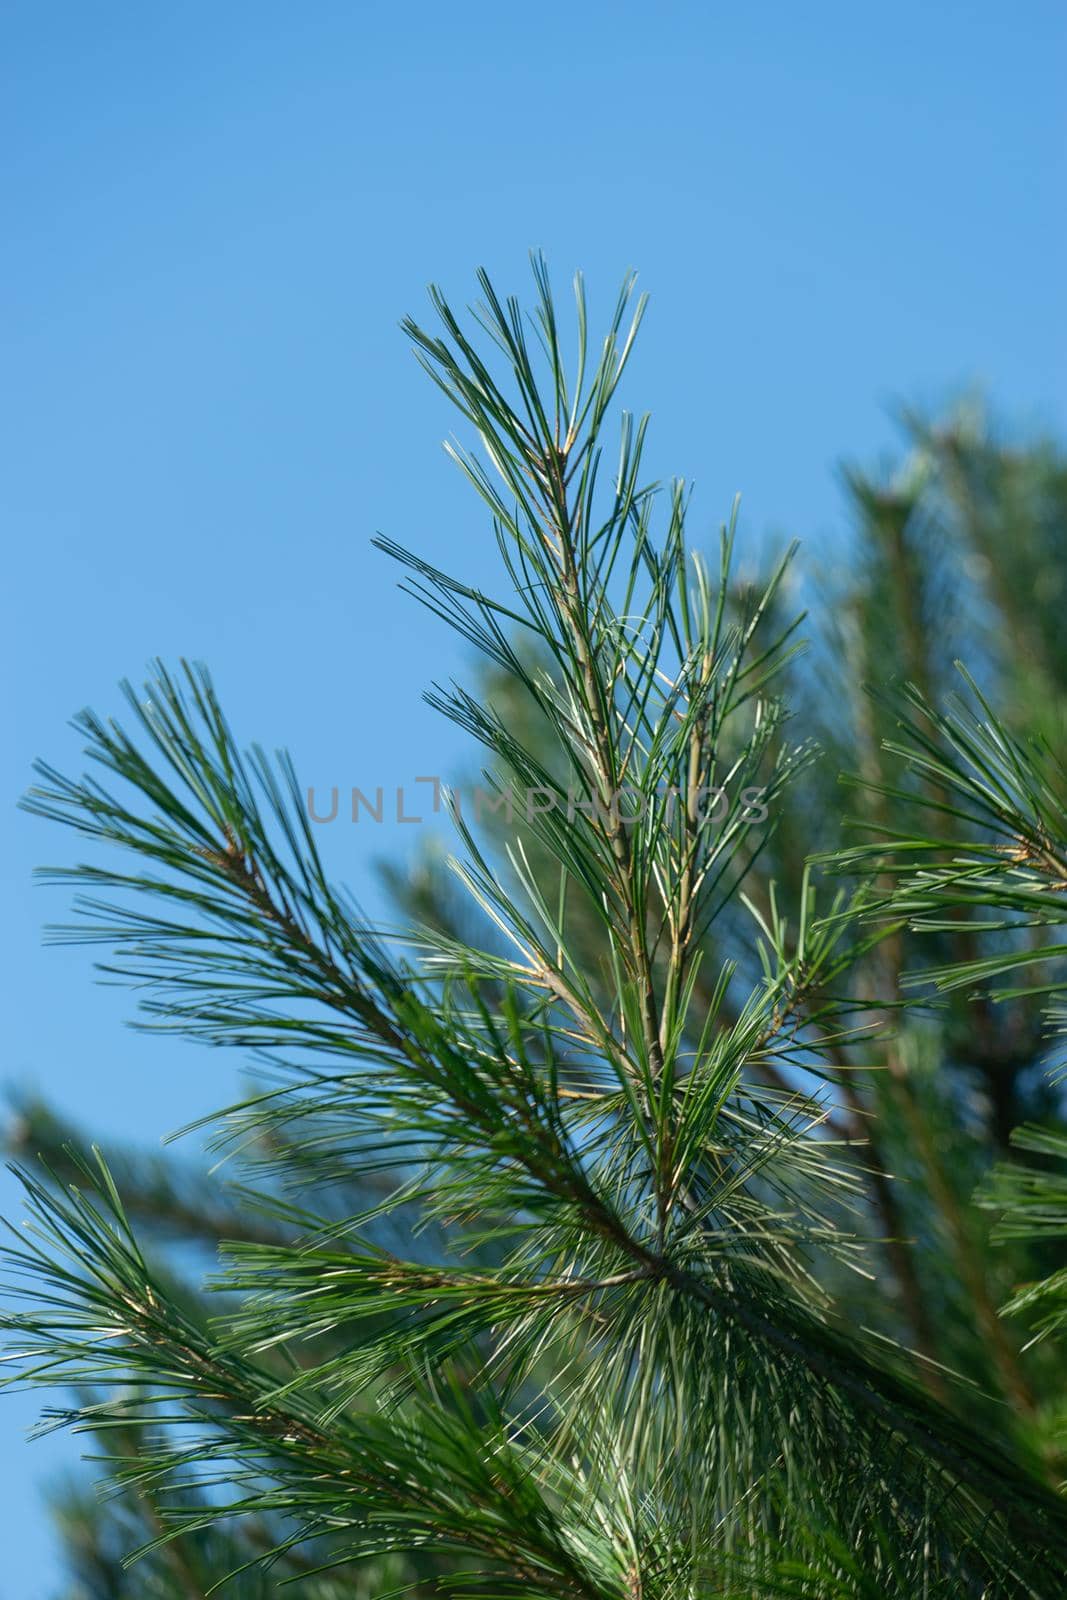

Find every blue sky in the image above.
[2,3,1065,1591]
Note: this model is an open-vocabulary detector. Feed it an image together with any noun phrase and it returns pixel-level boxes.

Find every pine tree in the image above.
[829,669,1067,1405]
[5,262,1067,1597]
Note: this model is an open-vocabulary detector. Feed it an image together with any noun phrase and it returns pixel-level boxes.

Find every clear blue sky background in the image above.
[2,3,1065,1591]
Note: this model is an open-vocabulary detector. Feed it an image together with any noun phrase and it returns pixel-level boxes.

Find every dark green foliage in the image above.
[5,262,1067,1597]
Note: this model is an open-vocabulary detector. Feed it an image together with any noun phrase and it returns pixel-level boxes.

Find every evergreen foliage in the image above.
[5,262,1067,1597]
